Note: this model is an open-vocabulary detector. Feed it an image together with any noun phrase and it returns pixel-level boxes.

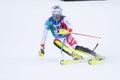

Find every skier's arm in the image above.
[40,27,49,47]
[59,17,73,34]
[40,19,50,48]
[40,25,49,57]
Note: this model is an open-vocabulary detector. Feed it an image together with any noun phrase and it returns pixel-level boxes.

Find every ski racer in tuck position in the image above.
[39,5,104,62]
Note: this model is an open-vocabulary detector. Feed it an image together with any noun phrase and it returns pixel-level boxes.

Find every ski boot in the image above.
[71,51,83,60]
[60,52,83,65]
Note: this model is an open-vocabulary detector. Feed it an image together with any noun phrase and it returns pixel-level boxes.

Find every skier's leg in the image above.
[66,34,78,49]
[66,34,96,57]
[53,38,82,59]
[75,45,105,60]
[65,34,103,60]
[75,45,96,58]
[75,45,96,56]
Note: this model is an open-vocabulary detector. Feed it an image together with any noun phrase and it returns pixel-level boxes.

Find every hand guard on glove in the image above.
[39,45,45,57]
[59,29,72,35]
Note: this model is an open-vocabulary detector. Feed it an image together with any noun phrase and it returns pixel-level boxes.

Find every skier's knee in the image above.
[53,39,61,46]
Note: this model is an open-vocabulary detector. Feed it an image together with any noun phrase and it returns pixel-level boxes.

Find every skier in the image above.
[39,5,101,60]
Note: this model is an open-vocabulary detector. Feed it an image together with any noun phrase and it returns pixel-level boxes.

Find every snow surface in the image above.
[0,0,120,80]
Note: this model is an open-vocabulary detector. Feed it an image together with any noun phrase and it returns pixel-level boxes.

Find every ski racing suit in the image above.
[40,16,97,58]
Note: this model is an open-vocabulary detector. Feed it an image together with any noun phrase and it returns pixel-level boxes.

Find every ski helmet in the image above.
[51,5,62,19]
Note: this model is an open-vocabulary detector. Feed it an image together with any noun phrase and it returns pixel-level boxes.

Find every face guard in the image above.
[51,5,62,20]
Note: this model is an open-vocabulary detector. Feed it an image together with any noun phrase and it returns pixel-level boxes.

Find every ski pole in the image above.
[61,38,65,57]
[71,32,101,39]
[93,43,99,51]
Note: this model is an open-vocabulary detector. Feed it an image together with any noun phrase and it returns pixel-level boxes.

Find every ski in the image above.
[60,59,88,65]
[60,56,105,65]
[88,59,104,65]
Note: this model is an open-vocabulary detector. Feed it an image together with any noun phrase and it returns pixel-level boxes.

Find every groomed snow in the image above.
[0,0,120,80]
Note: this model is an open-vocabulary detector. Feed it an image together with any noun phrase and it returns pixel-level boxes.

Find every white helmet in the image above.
[51,5,62,19]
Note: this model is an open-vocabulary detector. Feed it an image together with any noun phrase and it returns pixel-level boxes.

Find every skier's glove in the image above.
[39,45,45,57]
[59,29,70,35]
